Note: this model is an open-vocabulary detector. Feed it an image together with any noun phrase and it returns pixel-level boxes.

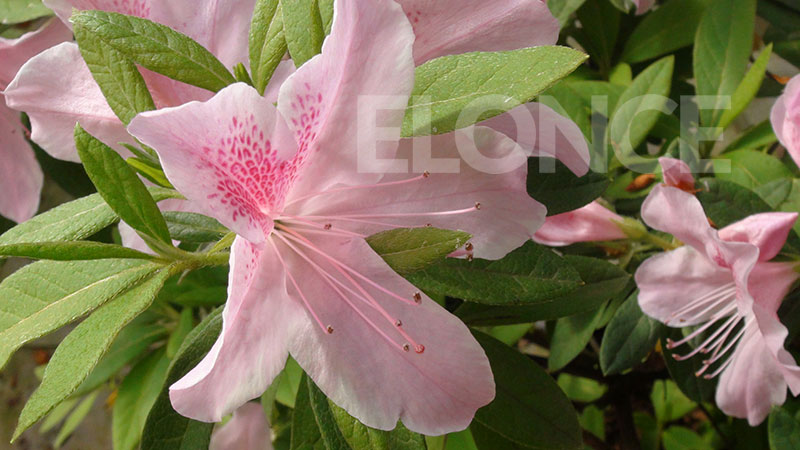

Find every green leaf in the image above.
[406,241,582,306]
[725,120,778,152]
[54,391,99,449]
[548,306,605,372]
[249,0,287,95]
[282,0,324,67]
[621,0,711,63]
[76,125,172,244]
[716,44,772,131]
[472,332,582,450]
[0,259,161,370]
[651,380,697,425]
[70,10,236,92]
[13,270,170,440]
[39,398,78,434]
[608,56,674,166]
[547,0,587,27]
[0,0,51,24]
[600,291,665,375]
[769,400,800,450]
[662,427,709,450]
[574,0,619,74]
[712,149,792,190]
[141,308,222,450]
[527,158,609,216]
[401,46,587,137]
[693,0,756,126]
[0,241,154,261]
[113,349,171,450]
[660,329,716,403]
[367,227,471,275]
[455,256,630,325]
[127,157,173,188]
[318,0,333,34]
[166,308,195,358]
[74,22,156,124]
[164,212,228,243]
[290,373,337,450]
[0,187,181,246]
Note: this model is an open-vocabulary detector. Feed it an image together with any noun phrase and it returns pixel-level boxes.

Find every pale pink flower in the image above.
[635,182,800,425]
[771,74,800,168]
[126,0,553,434]
[209,403,272,450]
[658,156,695,191]
[0,18,71,222]
[533,201,626,246]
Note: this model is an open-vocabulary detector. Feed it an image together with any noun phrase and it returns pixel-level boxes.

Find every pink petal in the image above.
[633,0,655,14]
[128,83,299,244]
[719,212,798,262]
[4,42,131,162]
[640,184,716,252]
[278,233,494,435]
[209,402,272,450]
[287,127,545,260]
[263,60,296,104]
[170,237,303,422]
[658,157,695,191]
[481,103,590,176]
[533,201,626,247]
[397,0,559,64]
[635,246,735,326]
[772,75,800,169]
[276,0,416,199]
[0,18,72,90]
[0,103,43,223]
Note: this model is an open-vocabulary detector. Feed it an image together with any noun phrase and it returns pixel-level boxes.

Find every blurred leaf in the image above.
[367,227,471,275]
[725,120,778,152]
[548,307,605,372]
[402,47,587,137]
[662,426,711,450]
[113,349,171,450]
[600,291,665,375]
[164,212,228,243]
[39,398,78,434]
[547,0,586,27]
[0,0,51,24]
[166,308,195,358]
[621,0,711,63]
[713,149,792,190]
[250,0,287,94]
[282,0,324,67]
[556,374,607,403]
[693,0,756,126]
[574,0,619,73]
[579,405,605,441]
[71,10,236,92]
[527,158,609,216]
[651,380,697,425]
[717,45,773,130]
[769,399,800,450]
[472,332,581,450]
[54,391,99,449]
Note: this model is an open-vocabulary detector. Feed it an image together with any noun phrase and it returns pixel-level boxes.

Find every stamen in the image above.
[403,344,410,352]
[395,320,402,327]
[268,239,329,334]
[465,242,474,251]
[665,284,736,325]
[703,354,735,379]
[666,304,737,349]
[413,292,422,304]
[326,325,334,334]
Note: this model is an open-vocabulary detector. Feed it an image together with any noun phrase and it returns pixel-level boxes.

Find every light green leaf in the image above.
[282,0,324,67]
[13,270,170,440]
[0,259,161,370]
[717,44,773,131]
[621,0,711,63]
[547,0,586,27]
[113,349,171,450]
[74,22,156,124]
[54,391,99,449]
[249,0,287,94]
[39,397,78,433]
[163,212,228,243]
[0,0,51,24]
[70,10,236,92]
[402,46,587,137]
[693,0,756,126]
[0,241,154,261]
[651,380,697,426]
[725,120,778,152]
[713,149,792,190]
[76,125,172,244]
[600,291,665,375]
[367,227,471,275]
[318,0,333,33]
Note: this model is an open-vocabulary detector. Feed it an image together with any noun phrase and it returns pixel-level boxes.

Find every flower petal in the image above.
[128,83,298,244]
[4,42,131,162]
[480,102,590,176]
[658,157,695,191]
[288,127,544,260]
[533,201,626,247]
[0,103,43,223]
[169,237,302,422]
[276,0,416,198]
[0,18,72,89]
[718,212,798,262]
[633,0,655,14]
[277,233,494,435]
[771,75,800,168]
[635,246,735,326]
[398,0,559,64]
[209,402,272,450]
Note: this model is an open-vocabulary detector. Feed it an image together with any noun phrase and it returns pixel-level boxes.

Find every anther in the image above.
[467,254,474,262]
[422,171,430,178]
[474,202,482,210]
[402,343,410,352]
[324,223,332,230]
[326,325,334,334]
[425,223,432,227]
[465,242,474,251]
[395,319,403,327]
[413,292,422,304]
[414,344,425,354]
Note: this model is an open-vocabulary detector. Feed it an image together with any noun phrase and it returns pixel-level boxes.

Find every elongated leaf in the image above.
[76,125,172,244]
[0,259,161,369]
[608,57,674,165]
[70,10,236,92]
[712,149,792,190]
[13,270,170,440]
[574,0,619,74]
[717,45,773,130]
[113,349,171,450]
[367,227,471,275]
[141,308,222,450]
[693,0,756,126]
[74,23,156,124]
[0,241,153,261]
[0,187,181,246]
[406,241,582,306]
[472,332,582,450]
[54,391,99,449]
[527,158,609,216]
[599,291,665,375]
[164,212,228,243]
[249,0,287,94]
[282,0,324,67]
[621,0,710,63]
[0,0,51,24]
[660,329,716,403]
[548,306,606,372]
[402,46,587,137]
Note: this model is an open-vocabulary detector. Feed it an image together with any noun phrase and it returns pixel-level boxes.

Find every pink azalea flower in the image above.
[209,402,272,450]
[532,201,627,246]
[658,156,695,191]
[635,183,800,425]
[771,74,800,168]
[0,18,71,222]
[126,0,553,434]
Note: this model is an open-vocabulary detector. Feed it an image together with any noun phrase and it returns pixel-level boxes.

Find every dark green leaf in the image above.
[769,399,800,450]
[621,0,711,63]
[660,329,716,402]
[600,291,665,375]
[367,227,471,275]
[712,148,792,190]
[0,0,51,24]
[547,0,587,27]
[113,349,171,450]
[548,306,605,372]
[249,0,287,94]
[164,212,228,243]
[282,0,324,67]
[527,158,609,216]
[574,0,619,74]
